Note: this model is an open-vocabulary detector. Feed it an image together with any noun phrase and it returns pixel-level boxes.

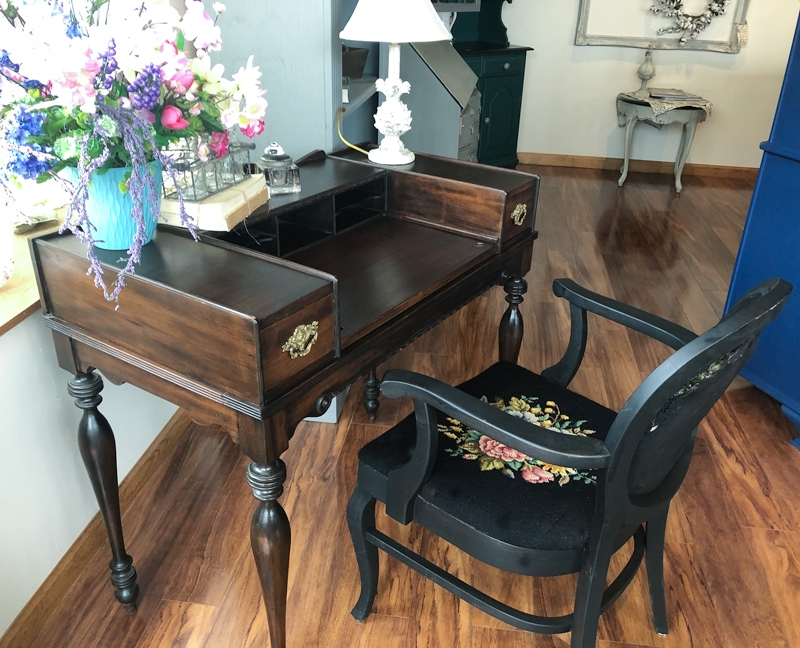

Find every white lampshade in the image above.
[340,0,453,44]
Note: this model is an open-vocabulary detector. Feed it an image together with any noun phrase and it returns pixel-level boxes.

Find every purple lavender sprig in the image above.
[95,39,118,91]
[58,104,196,306]
[127,63,162,111]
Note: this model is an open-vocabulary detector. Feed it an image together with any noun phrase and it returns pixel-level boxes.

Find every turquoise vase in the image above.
[67,161,162,251]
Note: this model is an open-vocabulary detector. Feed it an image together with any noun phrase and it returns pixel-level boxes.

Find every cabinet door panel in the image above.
[478,75,523,165]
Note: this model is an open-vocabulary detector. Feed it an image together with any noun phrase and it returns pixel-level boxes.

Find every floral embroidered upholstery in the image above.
[441,395,598,486]
[358,361,618,552]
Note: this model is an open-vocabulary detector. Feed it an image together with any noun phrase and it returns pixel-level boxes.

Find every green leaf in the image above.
[176,30,185,51]
[198,112,224,133]
[35,172,52,184]
[89,0,110,17]
[86,137,103,158]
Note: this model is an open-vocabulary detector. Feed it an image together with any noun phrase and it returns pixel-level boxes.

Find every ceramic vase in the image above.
[67,161,162,251]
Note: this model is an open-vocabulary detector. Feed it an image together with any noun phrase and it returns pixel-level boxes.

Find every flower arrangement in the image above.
[0,0,267,302]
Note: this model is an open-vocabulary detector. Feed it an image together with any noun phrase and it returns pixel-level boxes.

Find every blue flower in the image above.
[7,106,46,146]
[66,17,82,39]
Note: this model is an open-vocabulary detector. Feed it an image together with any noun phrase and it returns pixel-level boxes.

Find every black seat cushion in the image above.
[359,362,618,553]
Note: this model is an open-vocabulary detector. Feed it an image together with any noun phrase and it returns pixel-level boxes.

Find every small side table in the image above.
[616,92,712,193]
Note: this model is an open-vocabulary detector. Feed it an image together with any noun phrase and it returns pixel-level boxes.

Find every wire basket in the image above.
[162,140,256,203]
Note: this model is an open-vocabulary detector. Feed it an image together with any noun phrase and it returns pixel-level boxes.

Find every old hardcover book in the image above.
[160,174,269,231]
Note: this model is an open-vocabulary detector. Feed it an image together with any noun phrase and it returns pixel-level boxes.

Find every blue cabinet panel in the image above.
[726,15,800,446]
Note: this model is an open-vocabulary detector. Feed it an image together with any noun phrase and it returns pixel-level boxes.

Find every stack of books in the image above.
[160,174,269,232]
[648,88,703,101]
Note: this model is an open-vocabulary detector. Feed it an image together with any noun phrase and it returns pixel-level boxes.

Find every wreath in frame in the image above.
[650,0,731,43]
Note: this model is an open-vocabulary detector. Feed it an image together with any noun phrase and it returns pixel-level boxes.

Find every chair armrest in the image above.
[381,370,611,471]
[541,278,697,387]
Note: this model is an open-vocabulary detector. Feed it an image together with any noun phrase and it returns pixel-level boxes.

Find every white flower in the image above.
[181,0,222,52]
[231,56,265,100]
[213,3,226,15]
[197,142,210,162]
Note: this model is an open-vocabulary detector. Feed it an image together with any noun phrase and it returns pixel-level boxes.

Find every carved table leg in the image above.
[618,114,637,187]
[674,120,698,194]
[68,371,138,613]
[248,460,291,648]
[499,275,527,364]
[363,368,380,421]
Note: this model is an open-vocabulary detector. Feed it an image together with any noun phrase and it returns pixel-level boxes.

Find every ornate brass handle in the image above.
[510,203,527,226]
[282,321,319,359]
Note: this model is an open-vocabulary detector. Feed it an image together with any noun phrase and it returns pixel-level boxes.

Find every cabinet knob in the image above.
[503,62,511,70]
[484,117,490,124]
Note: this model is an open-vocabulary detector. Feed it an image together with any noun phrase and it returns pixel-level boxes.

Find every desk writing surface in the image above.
[288,215,494,346]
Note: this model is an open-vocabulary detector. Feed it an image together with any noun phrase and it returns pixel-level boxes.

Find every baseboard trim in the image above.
[517,152,759,181]
[0,409,193,648]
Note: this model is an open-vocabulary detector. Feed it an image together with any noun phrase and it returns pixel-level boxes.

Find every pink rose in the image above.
[210,130,229,157]
[241,119,264,138]
[478,436,531,462]
[161,105,189,130]
[521,466,554,484]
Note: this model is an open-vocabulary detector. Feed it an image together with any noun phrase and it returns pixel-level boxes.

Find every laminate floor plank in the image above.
[133,601,219,648]
[22,166,799,648]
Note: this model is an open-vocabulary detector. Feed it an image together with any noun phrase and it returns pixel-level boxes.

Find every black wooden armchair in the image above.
[347,277,792,648]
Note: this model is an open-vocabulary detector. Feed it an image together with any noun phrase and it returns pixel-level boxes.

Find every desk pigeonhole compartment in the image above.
[31,229,340,407]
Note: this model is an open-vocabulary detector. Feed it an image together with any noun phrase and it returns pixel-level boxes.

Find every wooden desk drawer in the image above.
[481,53,526,77]
[387,153,539,247]
[501,183,538,244]
[260,290,335,392]
[32,230,338,410]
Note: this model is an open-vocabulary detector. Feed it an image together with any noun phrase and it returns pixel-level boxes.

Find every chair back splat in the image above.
[346,277,792,648]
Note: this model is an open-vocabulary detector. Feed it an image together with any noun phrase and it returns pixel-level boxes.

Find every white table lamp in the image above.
[340,0,452,165]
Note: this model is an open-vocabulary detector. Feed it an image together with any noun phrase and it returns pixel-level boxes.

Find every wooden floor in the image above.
[21,167,800,648]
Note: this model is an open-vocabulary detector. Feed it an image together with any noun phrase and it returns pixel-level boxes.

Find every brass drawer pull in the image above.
[511,204,527,226]
[282,321,319,359]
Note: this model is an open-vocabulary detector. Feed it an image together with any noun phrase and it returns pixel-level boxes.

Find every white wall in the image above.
[0,313,176,637]
[505,1,800,168]
[214,0,338,160]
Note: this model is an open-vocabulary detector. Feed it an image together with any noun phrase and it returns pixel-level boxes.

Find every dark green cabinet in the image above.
[459,47,531,168]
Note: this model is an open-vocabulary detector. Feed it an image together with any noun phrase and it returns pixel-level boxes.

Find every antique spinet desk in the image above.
[30,151,540,647]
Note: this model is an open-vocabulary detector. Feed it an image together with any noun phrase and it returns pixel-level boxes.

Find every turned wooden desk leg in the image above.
[248,460,291,648]
[499,275,527,364]
[363,369,380,421]
[68,371,139,613]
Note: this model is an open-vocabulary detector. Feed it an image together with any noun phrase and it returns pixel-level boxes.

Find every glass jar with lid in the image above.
[257,142,301,195]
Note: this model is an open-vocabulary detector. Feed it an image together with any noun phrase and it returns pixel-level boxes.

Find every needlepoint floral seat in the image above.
[347,277,792,648]
[358,361,617,555]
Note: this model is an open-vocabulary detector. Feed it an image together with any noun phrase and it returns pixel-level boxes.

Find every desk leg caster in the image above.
[363,369,380,421]
[499,274,527,364]
[68,371,139,613]
[248,460,291,648]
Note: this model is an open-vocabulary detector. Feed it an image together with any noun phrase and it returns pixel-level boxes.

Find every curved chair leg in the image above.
[646,509,669,636]
[571,533,615,648]
[347,483,379,621]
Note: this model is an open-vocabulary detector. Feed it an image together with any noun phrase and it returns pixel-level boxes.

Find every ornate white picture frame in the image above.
[575,0,752,53]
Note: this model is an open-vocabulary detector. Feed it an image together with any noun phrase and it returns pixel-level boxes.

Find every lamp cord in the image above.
[337,107,369,157]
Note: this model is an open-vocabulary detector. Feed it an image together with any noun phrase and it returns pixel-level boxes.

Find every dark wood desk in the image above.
[30,151,539,647]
